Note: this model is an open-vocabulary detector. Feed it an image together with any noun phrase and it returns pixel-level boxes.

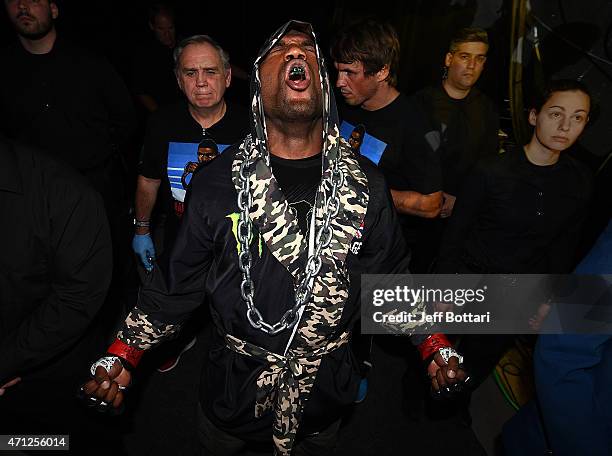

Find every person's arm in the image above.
[0,377,21,396]
[181,163,198,190]
[83,172,214,407]
[132,113,167,268]
[390,189,442,218]
[0,175,112,384]
[362,175,466,393]
[385,98,443,219]
[440,192,456,218]
[134,175,161,235]
[132,175,161,271]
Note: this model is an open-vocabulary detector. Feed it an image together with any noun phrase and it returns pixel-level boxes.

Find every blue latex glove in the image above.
[132,233,155,272]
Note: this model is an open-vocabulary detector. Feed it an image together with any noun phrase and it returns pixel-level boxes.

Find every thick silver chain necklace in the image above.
[236,150,344,335]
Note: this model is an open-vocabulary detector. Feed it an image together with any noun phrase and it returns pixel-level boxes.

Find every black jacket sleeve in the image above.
[117,174,214,349]
[357,162,431,345]
[142,185,213,322]
[359,169,412,275]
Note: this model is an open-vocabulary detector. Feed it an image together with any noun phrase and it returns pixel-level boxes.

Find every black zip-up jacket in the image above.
[0,138,112,385]
[136,146,410,438]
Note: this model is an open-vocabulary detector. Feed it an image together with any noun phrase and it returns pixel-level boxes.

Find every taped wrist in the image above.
[418,334,465,366]
[107,339,144,369]
[417,333,452,361]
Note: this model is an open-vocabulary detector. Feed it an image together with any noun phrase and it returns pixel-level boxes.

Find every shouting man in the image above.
[82,21,467,456]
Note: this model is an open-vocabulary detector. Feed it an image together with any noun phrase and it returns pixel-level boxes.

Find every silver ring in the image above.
[438,347,464,365]
[90,356,120,377]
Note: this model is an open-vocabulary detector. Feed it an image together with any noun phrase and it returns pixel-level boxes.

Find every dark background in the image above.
[0,0,504,96]
[0,0,609,156]
[0,2,609,454]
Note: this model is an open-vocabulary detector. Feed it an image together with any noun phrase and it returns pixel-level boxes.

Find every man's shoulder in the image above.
[389,92,412,108]
[372,92,412,116]
[375,93,430,129]
[341,93,415,126]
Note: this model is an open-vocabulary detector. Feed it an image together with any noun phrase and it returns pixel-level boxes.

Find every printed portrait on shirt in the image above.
[340,121,386,165]
[167,137,228,217]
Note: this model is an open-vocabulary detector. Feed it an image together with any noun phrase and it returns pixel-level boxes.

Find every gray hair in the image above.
[173,35,230,72]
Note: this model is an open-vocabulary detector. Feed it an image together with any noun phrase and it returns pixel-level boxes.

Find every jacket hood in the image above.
[248,20,339,163]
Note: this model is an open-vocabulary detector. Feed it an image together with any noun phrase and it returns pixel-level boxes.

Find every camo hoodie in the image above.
[228,20,370,454]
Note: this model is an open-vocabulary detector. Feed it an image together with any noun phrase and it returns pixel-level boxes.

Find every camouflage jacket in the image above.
[118,19,415,455]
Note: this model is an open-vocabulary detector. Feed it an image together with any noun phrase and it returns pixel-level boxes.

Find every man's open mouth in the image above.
[289,65,306,81]
[285,61,311,90]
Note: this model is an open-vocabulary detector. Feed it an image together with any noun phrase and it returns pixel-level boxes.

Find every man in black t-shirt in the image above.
[330,20,445,408]
[0,0,135,191]
[132,34,248,272]
[0,0,135,271]
[331,19,443,271]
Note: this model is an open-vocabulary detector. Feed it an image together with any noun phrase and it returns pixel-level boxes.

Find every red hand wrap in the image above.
[107,339,144,368]
[417,333,452,361]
